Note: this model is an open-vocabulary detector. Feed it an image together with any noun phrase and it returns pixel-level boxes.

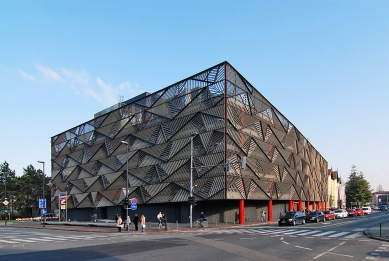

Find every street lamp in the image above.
[190,132,198,228]
[38,161,45,227]
[121,141,129,219]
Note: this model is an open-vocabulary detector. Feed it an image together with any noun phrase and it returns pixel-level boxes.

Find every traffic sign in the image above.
[2,200,9,205]
[131,198,137,204]
[39,199,46,209]
[41,209,47,215]
[59,192,67,199]
[131,204,137,210]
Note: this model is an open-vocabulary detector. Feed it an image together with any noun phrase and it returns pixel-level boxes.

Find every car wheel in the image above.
[293,220,296,226]
[316,218,319,223]
[323,217,325,222]
[302,219,305,225]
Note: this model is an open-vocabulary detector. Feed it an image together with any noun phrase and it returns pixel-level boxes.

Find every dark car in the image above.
[306,211,325,223]
[279,211,306,226]
[381,205,388,211]
[347,209,357,217]
[323,210,335,220]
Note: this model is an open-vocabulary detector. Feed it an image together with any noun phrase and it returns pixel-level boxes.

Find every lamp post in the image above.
[190,132,198,228]
[38,161,45,227]
[121,141,129,219]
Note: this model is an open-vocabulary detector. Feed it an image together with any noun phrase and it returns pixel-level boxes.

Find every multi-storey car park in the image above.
[50,61,328,223]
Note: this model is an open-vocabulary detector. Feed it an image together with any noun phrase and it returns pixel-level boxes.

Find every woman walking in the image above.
[141,214,146,233]
[117,215,123,232]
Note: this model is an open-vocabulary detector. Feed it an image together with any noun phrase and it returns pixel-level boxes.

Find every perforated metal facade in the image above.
[50,62,328,211]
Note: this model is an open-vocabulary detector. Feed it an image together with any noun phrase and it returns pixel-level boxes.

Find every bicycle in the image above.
[193,218,208,228]
[156,221,170,231]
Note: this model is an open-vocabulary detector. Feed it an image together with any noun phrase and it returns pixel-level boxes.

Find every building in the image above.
[372,191,389,207]
[50,62,328,223]
[327,169,342,209]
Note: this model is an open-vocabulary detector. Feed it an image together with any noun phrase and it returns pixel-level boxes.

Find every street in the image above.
[0,211,388,261]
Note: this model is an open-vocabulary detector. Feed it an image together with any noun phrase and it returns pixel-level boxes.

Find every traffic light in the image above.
[124,198,129,205]
[4,205,8,213]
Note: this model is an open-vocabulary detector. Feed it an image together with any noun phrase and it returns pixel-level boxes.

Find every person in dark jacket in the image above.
[133,213,139,231]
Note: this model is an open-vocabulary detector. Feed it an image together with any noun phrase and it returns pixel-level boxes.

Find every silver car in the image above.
[334,209,348,218]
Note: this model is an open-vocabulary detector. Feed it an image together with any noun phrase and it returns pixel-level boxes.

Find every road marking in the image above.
[365,256,375,259]
[297,230,321,235]
[326,252,353,257]
[313,231,337,236]
[352,228,366,231]
[0,239,19,244]
[295,246,312,250]
[328,232,349,237]
[11,238,36,243]
[282,241,289,244]
[345,232,363,238]
[26,238,51,242]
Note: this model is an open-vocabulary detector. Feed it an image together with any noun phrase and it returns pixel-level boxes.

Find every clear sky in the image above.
[0,1,388,192]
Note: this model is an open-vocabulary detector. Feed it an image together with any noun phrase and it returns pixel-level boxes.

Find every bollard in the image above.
[380,223,382,237]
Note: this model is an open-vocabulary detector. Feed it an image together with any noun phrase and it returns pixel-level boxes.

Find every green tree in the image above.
[345,165,373,207]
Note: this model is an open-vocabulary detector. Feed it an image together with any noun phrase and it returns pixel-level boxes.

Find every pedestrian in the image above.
[261,209,266,222]
[141,214,146,233]
[157,211,162,226]
[115,213,119,222]
[200,212,205,226]
[124,215,131,231]
[117,215,123,232]
[133,213,139,231]
[162,213,167,230]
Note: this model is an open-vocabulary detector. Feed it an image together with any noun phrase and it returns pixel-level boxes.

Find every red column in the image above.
[306,201,310,214]
[325,202,328,210]
[239,199,244,224]
[318,202,322,211]
[313,202,316,210]
[298,201,302,211]
[268,200,273,222]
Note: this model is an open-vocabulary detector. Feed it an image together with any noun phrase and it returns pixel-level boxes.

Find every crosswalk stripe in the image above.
[327,232,349,237]
[282,230,309,235]
[0,239,20,244]
[345,232,363,238]
[11,238,37,243]
[41,237,67,241]
[26,238,52,242]
[313,231,337,236]
[297,230,322,235]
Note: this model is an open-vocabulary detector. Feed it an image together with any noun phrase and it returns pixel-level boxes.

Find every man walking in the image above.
[261,209,266,222]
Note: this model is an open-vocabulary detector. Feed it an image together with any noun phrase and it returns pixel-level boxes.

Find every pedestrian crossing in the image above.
[183,228,365,239]
[0,233,114,246]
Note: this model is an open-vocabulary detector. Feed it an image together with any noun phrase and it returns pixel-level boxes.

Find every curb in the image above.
[364,230,389,242]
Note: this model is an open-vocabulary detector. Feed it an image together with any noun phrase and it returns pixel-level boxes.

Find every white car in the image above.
[334,209,348,218]
[362,207,371,215]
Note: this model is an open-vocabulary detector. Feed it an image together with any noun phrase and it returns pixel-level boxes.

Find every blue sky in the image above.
[0,0,388,192]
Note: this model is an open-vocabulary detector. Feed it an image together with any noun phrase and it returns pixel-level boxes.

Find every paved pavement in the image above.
[365,221,389,242]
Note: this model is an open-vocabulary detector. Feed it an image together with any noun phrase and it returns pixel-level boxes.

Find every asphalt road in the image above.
[0,211,388,261]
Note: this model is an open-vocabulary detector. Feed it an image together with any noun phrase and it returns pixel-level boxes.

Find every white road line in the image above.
[313,231,337,236]
[40,237,68,241]
[26,238,52,242]
[345,232,363,238]
[297,230,322,235]
[283,230,309,235]
[10,238,36,243]
[295,246,312,250]
[0,239,20,244]
[328,232,349,237]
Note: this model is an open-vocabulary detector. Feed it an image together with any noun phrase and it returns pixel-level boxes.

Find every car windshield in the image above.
[323,211,330,214]
[347,209,354,212]
[282,212,296,218]
[335,210,342,213]
[310,211,319,215]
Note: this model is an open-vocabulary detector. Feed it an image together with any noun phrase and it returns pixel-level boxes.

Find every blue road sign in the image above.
[39,199,46,209]
[131,204,137,210]
[41,209,47,215]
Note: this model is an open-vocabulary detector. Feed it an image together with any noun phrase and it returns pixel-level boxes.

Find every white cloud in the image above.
[19,69,36,81]
[35,64,63,81]
[61,68,89,87]
[94,77,141,106]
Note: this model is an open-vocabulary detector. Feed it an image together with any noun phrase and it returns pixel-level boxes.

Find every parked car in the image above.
[354,208,364,216]
[347,209,357,217]
[334,209,348,219]
[373,206,380,210]
[362,207,372,215]
[306,211,325,223]
[323,210,335,220]
[279,211,306,226]
[381,205,388,211]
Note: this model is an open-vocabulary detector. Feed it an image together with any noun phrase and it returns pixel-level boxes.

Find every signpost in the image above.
[59,192,68,222]
[2,199,9,226]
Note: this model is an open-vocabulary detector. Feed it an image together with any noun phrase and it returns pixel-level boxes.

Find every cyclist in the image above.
[200,212,206,226]
[161,213,167,230]
[157,211,163,227]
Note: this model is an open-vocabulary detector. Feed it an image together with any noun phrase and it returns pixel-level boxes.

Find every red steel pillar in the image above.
[268,200,273,222]
[318,202,322,211]
[313,202,316,211]
[239,199,244,224]
[298,201,303,211]
[289,200,293,212]
[306,201,310,214]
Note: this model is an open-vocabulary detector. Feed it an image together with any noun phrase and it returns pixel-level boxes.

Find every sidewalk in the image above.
[365,221,389,242]
[1,220,276,233]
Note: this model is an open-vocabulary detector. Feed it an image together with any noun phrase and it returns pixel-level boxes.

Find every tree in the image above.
[345,165,373,207]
